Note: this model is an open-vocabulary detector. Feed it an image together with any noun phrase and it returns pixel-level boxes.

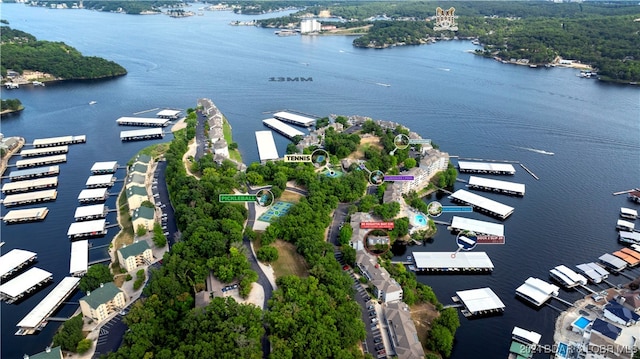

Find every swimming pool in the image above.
[572,316,590,330]
[414,214,427,226]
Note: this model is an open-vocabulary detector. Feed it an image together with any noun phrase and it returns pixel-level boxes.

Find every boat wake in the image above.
[375,82,391,87]
[438,68,451,72]
[513,146,554,155]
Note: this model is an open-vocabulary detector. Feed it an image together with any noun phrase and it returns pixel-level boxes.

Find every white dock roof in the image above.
[450,216,505,237]
[85,174,115,187]
[617,219,635,230]
[3,207,49,222]
[620,231,640,243]
[120,128,164,139]
[116,117,170,126]
[576,262,609,282]
[273,111,316,127]
[32,136,74,146]
[78,188,108,201]
[90,161,118,172]
[553,265,587,285]
[9,165,59,180]
[599,253,628,271]
[456,287,505,313]
[69,240,89,276]
[255,131,280,161]
[450,189,515,219]
[16,277,80,329]
[512,327,542,345]
[621,207,638,217]
[20,146,68,157]
[0,267,52,299]
[458,161,516,174]
[67,219,106,237]
[413,252,494,270]
[0,249,37,279]
[263,118,305,138]
[2,189,57,205]
[74,204,107,219]
[15,155,66,168]
[468,176,525,195]
[2,177,58,193]
[156,109,181,117]
[515,277,559,306]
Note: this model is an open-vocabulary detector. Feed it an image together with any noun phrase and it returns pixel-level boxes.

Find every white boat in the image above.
[5,83,19,89]
[32,81,45,87]
[89,101,97,105]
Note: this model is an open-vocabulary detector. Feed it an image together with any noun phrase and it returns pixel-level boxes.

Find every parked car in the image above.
[370,318,378,324]
[231,284,239,289]
[375,344,384,351]
[367,305,375,310]
[368,311,376,317]
[374,337,382,344]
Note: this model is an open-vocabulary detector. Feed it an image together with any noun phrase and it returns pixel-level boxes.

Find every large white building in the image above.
[356,251,403,303]
[79,282,126,323]
[386,148,449,197]
[300,19,321,34]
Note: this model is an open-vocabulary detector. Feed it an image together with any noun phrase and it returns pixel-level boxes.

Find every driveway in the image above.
[152,161,178,247]
[194,110,207,160]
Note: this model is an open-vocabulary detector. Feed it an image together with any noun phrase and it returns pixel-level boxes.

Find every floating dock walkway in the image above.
[262,118,305,139]
[8,165,59,181]
[15,154,66,169]
[2,189,58,207]
[15,277,80,335]
[0,249,37,281]
[32,135,86,148]
[2,177,58,194]
[519,163,539,180]
[20,146,68,157]
[2,207,49,224]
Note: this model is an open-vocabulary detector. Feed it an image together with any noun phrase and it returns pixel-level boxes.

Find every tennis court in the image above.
[258,201,294,222]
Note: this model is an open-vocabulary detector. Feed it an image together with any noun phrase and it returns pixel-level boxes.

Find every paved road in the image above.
[194,110,207,160]
[92,310,128,358]
[152,160,178,247]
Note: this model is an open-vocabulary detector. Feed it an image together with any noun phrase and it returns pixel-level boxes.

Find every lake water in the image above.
[1,5,639,358]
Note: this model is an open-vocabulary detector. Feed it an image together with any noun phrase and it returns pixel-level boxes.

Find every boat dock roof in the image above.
[156,109,181,119]
[16,277,80,335]
[85,174,116,188]
[8,165,59,181]
[90,161,118,174]
[576,262,609,283]
[33,135,85,148]
[619,231,640,244]
[0,249,37,280]
[2,189,57,207]
[621,207,638,219]
[450,189,515,219]
[515,277,559,307]
[78,188,109,203]
[20,146,68,157]
[67,219,107,239]
[74,204,108,221]
[69,240,88,276]
[450,216,505,237]
[0,267,53,303]
[273,111,316,127]
[620,247,640,261]
[3,207,49,224]
[512,326,542,345]
[457,161,516,175]
[2,177,58,194]
[120,128,164,141]
[599,253,628,272]
[15,154,66,168]
[617,219,635,231]
[455,287,505,316]
[263,118,305,139]
[412,252,494,272]
[467,176,525,196]
[116,116,171,127]
[255,131,280,162]
[549,265,587,287]
[612,250,640,266]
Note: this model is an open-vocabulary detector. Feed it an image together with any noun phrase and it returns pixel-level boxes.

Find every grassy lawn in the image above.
[279,190,303,203]
[126,143,169,166]
[114,191,134,252]
[271,240,309,278]
[410,302,440,355]
[222,116,243,162]
[348,135,382,160]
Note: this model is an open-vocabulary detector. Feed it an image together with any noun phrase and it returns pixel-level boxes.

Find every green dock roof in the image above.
[509,341,532,358]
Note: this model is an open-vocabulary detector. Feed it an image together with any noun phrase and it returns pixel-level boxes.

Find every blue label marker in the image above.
[441,206,473,213]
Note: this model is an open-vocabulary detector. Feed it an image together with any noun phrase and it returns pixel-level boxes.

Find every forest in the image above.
[0,98,23,113]
[0,26,127,80]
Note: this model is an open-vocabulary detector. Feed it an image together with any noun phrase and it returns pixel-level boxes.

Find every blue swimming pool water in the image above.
[573,316,590,329]
[415,214,427,226]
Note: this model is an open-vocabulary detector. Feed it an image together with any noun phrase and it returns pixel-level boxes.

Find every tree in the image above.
[140,200,155,208]
[404,157,417,169]
[339,224,353,246]
[335,116,349,127]
[246,171,264,185]
[342,245,356,265]
[257,245,279,263]
[436,308,461,334]
[426,324,454,358]
[53,315,84,352]
[76,338,93,353]
[79,264,113,293]
[391,217,409,239]
[136,224,148,237]
[228,142,238,150]
[358,194,379,212]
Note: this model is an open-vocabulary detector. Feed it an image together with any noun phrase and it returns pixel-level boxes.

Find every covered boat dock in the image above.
[549,265,588,288]
[0,249,37,281]
[2,189,57,207]
[74,204,108,221]
[412,252,494,272]
[449,216,505,237]
[116,116,171,127]
[85,174,116,188]
[69,240,89,276]
[457,161,516,175]
[575,262,609,284]
[2,207,49,224]
[620,207,638,220]
[15,277,80,335]
[2,177,58,194]
[619,231,640,245]
[612,250,640,267]
[598,253,627,272]
[15,154,66,169]
[120,128,164,141]
[273,111,316,127]
[616,219,635,231]
[255,131,280,162]
[0,267,53,304]
[20,146,68,157]
[8,165,59,181]
[453,287,505,317]
[515,277,560,307]
[263,118,305,139]
[467,176,525,196]
[156,109,182,119]
[90,161,118,174]
[449,189,515,219]
[67,219,107,239]
[33,135,86,148]
[78,188,109,203]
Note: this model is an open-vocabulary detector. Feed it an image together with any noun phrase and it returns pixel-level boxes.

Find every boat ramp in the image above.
[15,277,80,335]
[2,207,49,224]
[0,267,53,304]
[467,176,525,196]
[20,145,68,157]
[452,287,505,317]
[515,277,560,307]
[449,189,515,219]
[575,262,609,284]
[457,161,516,175]
[67,219,107,239]
[74,204,108,221]
[78,188,109,203]
[273,111,316,128]
[85,174,116,188]
[2,189,58,207]
[69,240,89,276]
[8,165,59,181]
[0,249,37,281]
[255,131,280,162]
[620,207,638,220]
[449,216,505,237]
[90,161,118,174]
[263,118,305,139]
[116,116,171,127]
[411,252,494,272]
[15,154,66,169]
[2,177,58,194]
[32,135,86,148]
[120,128,164,141]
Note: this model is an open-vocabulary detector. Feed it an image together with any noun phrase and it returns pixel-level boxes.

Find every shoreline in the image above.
[0,137,25,176]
